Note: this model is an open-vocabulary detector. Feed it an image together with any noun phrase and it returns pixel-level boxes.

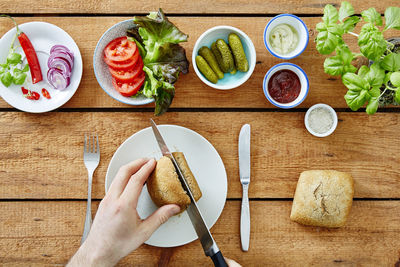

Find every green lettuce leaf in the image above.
[142,66,175,116]
[128,9,189,115]
[133,9,188,64]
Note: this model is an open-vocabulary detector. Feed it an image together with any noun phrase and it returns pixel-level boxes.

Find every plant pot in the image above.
[376,37,400,107]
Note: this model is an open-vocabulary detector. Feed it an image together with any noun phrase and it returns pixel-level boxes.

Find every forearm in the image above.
[67,241,117,267]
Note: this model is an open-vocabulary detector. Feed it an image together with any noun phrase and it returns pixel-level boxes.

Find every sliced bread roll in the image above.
[147,153,202,211]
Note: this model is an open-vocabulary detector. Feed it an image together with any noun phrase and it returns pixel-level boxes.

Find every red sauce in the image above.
[268,69,301,103]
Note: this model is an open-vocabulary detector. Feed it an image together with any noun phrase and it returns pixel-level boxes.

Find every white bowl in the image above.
[305,104,338,137]
[93,19,154,106]
[263,14,309,59]
[192,25,256,90]
[263,63,309,108]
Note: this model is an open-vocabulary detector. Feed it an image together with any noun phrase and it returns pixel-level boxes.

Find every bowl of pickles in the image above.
[192,26,256,90]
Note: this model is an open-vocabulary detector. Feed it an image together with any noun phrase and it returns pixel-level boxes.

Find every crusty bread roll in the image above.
[290,170,354,228]
[147,152,202,211]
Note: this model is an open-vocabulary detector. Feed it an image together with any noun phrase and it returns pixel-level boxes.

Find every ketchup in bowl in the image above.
[268,69,300,103]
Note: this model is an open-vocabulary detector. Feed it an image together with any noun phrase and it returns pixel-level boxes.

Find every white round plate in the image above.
[105,125,228,247]
[0,22,83,113]
[93,19,154,106]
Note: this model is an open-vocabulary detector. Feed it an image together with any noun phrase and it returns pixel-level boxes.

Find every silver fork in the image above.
[81,134,100,244]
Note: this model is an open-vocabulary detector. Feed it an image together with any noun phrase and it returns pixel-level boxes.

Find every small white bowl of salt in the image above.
[305,104,338,137]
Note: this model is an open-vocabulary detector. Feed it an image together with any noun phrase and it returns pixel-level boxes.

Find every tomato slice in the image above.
[112,72,146,97]
[104,48,139,70]
[109,60,143,83]
[104,37,137,62]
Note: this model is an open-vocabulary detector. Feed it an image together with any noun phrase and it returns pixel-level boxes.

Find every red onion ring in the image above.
[47,57,72,76]
[47,68,70,90]
[50,45,74,58]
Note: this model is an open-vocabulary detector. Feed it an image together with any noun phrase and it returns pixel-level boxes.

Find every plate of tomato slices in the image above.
[93,20,153,105]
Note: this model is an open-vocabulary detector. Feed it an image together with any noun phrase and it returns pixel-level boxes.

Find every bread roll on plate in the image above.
[147,152,202,212]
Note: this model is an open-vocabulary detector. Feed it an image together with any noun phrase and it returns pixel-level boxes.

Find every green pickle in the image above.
[228,33,249,72]
[199,46,224,80]
[195,55,219,84]
[211,42,228,73]
[215,39,234,73]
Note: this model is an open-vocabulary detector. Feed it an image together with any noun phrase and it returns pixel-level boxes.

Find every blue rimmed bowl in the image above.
[263,14,309,59]
[93,19,154,106]
[263,63,309,108]
[192,25,256,90]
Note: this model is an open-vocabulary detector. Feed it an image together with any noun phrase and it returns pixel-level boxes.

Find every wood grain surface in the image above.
[0,0,396,14]
[1,111,399,199]
[0,17,398,109]
[0,201,399,266]
[1,2,400,266]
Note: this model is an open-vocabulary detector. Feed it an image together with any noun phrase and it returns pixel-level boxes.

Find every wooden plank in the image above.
[0,0,396,14]
[0,17,398,109]
[1,111,399,199]
[0,200,399,266]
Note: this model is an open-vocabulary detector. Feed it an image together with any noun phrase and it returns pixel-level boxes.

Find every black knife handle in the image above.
[211,251,228,267]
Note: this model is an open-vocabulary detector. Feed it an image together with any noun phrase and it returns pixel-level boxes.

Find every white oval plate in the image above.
[0,21,83,113]
[105,125,228,247]
[93,19,154,106]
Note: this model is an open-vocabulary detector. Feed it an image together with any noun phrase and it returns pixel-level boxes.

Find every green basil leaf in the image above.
[358,23,374,44]
[365,63,385,89]
[324,56,345,76]
[12,72,26,85]
[339,1,354,22]
[7,53,22,65]
[361,8,383,26]
[384,7,400,30]
[0,65,6,74]
[316,22,327,32]
[342,16,360,33]
[366,97,379,114]
[21,64,29,72]
[358,65,369,78]
[381,53,400,72]
[327,24,344,36]
[323,4,339,25]
[342,72,370,91]
[344,64,357,74]
[0,72,13,87]
[358,29,386,61]
[344,88,368,111]
[315,31,338,54]
[383,72,392,84]
[395,89,400,104]
[390,72,400,87]
[336,43,353,64]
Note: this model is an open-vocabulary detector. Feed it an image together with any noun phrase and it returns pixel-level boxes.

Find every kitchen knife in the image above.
[150,119,227,267]
[239,124,250,251]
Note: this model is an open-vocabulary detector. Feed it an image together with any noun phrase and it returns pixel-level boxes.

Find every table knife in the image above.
[239,124,250,251]
[150,119,228,267]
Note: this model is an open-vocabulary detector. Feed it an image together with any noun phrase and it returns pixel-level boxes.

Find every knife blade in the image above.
[150,119,227,267]
[239,124,250,251]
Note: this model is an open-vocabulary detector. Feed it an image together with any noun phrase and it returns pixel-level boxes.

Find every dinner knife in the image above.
[150,119,228,267]
[239,124,250,251]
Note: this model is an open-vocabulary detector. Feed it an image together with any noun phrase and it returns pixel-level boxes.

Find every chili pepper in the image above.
[1,15,42,84]
[42,88,51,99]
[18,33,42,83]
[21,86,40,100]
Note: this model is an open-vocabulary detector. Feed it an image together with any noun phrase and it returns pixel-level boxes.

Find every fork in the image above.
[81,134,100,244]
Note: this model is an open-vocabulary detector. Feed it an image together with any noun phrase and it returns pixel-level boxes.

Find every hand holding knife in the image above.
[150,119,228,267]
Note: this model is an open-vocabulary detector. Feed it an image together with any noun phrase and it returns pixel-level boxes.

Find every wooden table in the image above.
[1,1,399,266]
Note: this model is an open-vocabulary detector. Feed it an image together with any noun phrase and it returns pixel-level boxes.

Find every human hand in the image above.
[68,158,180,266]
[225,257,242,267]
